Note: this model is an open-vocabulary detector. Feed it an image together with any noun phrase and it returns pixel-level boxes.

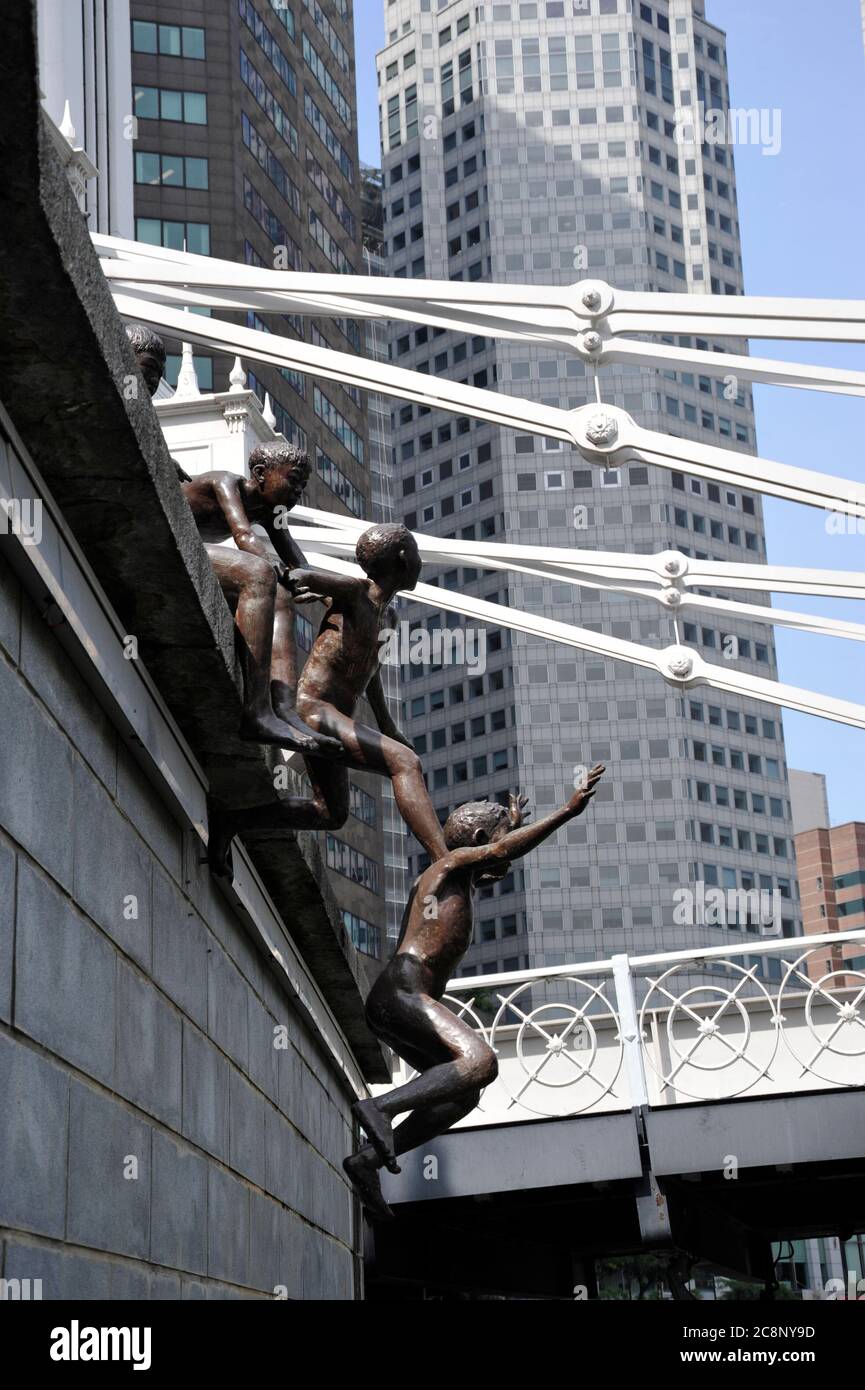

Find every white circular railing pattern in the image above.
[435,935,865,1120]
[486,975,623,1118]
[777,952,865,1087]
[638,962,781,1103]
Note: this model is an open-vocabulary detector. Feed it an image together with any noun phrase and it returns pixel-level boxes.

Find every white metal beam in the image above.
[94,237,865,340]
[302,550,865,731]
[289,524,865,645]
[290,507,865,600]
[98,237,865,398]
[110,294,865,519]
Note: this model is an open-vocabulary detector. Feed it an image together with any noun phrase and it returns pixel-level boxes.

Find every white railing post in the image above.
[611,954,650,1108]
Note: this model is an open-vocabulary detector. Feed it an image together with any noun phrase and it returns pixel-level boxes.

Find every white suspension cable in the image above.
[96,236,865,397]
[296,551,865,731]
[286,520,865,645]
[114,294,865,519]
[106,234,865,732]
[94,236,865,338]
[289,506,865,598]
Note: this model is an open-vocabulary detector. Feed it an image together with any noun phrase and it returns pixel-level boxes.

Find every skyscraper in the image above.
[377,0,802,979]
[37,0,135,235]
[127,0,387,956]
[791,770,865,984]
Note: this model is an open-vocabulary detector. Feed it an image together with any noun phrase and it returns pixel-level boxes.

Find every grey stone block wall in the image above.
[0,553,359,1300]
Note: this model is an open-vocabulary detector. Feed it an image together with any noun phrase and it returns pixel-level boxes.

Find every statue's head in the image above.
[248,441,311,511]
[125,323,166,398]
[355,523,421,591]
[443,800,511,883]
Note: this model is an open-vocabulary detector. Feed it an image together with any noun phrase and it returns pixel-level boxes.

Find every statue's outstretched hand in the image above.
[508,792,531,828]
[567,763,606,815]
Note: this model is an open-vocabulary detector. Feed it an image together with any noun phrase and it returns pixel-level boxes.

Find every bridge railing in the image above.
[379,929,865,1126]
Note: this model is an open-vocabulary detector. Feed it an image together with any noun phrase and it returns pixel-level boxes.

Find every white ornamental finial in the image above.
[59,99,76,145]
[174,342,200,399]
[229,356,247,393]
[262,392,277,429]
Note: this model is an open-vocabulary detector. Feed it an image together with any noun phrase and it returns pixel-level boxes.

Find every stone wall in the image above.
[0,550,358,1299]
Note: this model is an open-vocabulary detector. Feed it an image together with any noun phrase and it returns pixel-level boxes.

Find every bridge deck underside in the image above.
[368,1089,865,1298]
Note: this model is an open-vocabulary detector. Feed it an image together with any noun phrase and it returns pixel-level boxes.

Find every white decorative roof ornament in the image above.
[262,393,277,430]
[44,99,98,215]
[173,342,200,400]
[59,100,76,143]
[228,356,247,393]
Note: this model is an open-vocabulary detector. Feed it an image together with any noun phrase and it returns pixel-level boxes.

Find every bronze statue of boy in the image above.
[180,445,341,756]
[124,323,333,752]
[344,765,606,1220]
[209,523,449,874]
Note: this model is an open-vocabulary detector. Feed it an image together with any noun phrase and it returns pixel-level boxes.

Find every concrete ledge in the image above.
[0,1,387,1081]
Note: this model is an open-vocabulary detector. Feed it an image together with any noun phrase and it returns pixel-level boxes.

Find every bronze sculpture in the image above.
[126,323,332,752]
[343,764,606,1220]
[208,524,450,875]
[125,322,166,399]
[124,327,609,1227]
[124,320,188,482]
[124,324,443,876]
[180,449,342,756]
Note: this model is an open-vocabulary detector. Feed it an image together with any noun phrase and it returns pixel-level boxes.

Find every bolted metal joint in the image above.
[579,328,604,358]
[572,279,614,320]
[660,550,689,579]
[584,411,619,447]
[663,647,695,681]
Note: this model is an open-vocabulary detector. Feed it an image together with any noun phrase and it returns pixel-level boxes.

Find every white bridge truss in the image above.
[93,234,865,730]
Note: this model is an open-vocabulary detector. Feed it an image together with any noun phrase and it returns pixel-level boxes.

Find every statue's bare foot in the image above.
[239,711,337,754]
[343,1152,394,1221]
[352,1099,400,1175]
[272,709,343,759]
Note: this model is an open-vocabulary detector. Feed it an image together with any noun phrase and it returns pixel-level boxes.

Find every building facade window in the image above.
[134,152,209,189]
[133,87,207,124]
[313,386,365,463]
[131,21,205,59]
[326,835,380,895]
[135,217,210,255]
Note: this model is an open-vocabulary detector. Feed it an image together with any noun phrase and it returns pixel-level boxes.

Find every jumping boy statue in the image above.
[344,764,606,1219]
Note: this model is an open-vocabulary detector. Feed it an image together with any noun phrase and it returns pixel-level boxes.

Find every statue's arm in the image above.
[286,567,362,604]
[366,669,412,747]
[262,513,306,571]
[213,476,272,560]
[449,766,606,870]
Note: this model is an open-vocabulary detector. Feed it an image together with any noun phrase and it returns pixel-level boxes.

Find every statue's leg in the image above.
[205,546,339,754]
[270,581,340,755]
[367,1007,496,1119]
[343,1092,480,1222]
[298,703,448,861]
[341,1152,394,1222]
[392,1090,481,1156]
[206,754,351,877]
[352,966,497,1171]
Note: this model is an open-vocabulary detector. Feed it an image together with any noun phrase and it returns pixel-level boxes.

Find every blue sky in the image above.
[353,0,865,825]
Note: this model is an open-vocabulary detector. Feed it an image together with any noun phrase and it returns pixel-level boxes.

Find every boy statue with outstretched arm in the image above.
[343,764,606,1220]
[208,522,450,875]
